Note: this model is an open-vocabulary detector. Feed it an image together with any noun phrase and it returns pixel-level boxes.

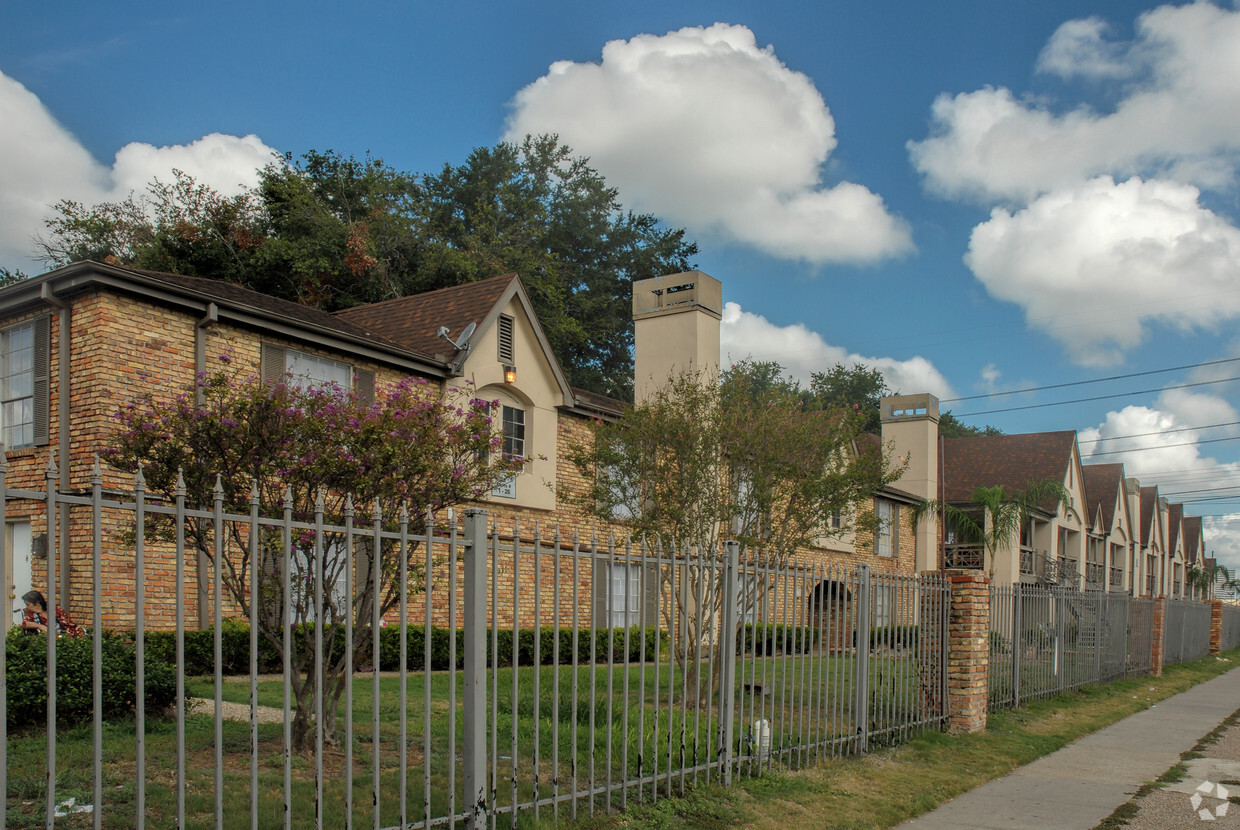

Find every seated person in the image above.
[19,590,84,637]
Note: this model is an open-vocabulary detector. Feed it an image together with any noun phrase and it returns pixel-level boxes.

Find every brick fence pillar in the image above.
[1210,599,1224,655]
[1151,596,1167,677]
[946,569,990,734]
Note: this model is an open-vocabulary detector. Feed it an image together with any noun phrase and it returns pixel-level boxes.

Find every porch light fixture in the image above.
[503,364,517,384]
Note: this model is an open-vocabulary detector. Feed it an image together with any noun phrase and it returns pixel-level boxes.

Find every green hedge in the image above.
[142,622,667,675]
[5,630,177,728]
[738,622,818,655]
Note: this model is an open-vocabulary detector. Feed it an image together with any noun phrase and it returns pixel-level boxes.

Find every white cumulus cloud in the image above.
[965,176,1240,365]
[0,70,276,272]
[720,301,954,398]
[909,2,1240,203]
[505,23,913,265]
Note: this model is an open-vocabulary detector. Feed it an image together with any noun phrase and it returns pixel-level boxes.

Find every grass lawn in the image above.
[6,651,933,828]
[559,647,1240,830]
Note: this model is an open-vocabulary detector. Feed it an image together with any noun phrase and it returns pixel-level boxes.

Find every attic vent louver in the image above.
[498,315,514,363]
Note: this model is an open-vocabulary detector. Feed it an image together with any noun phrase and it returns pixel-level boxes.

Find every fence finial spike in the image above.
[46,452,58,477]
[372,497,383,521]
[282,485,294,510]
[314,486,325,511]
[175,468,186,497]
[212,473,223,499]
[344,493,355,515]
[398,502,409,523]
[249,479,259,503]
[134,463,146,488]
[91,454,102,482]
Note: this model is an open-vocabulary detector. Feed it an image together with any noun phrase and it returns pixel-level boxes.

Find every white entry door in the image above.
[6,520,32,620]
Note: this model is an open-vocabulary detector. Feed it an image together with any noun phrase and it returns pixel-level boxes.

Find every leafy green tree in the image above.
[568,359,900,688]
[571,359,896,555]
[413,135,697,399]
[106,363,521,751]
[808,362,1001,437]
[35,137,697,399]
[1187,561,1233,600]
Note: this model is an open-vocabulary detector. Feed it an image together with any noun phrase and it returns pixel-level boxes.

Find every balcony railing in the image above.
[944,544,984,569]
[1109,566,1123,587]
[1085,562,1105,585]
[1020,547,1035,575]
[1146,573,1155,594]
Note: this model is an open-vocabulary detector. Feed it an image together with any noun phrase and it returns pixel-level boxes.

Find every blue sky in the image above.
[4,1,1240,566]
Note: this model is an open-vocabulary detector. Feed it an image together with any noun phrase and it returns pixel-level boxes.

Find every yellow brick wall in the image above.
[2,286,918,634]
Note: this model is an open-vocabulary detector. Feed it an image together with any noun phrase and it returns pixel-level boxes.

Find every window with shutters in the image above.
[497,315,514,363]
[260,343,374,403]
[1,317,48,449]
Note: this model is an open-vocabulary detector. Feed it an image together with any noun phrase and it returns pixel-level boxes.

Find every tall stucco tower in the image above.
[880,393,940,571]
[632,271,722,405]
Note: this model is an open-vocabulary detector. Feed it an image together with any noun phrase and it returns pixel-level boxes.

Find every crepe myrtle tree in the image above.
[567,360,901,684]
[105,358,522,751]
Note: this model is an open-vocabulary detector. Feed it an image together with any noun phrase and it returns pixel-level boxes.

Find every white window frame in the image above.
[285,349,353,392]
[875,499,897,558]
[490,402,527,499]
[1,321,36,449]
[608,562,642,628]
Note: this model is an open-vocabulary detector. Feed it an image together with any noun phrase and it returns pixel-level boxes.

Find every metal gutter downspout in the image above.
[194,303,218,629]
[40,283,71,603]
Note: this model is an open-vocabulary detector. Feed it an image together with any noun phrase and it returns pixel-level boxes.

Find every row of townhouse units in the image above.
[877,397,1212,598]
[0,263,919,633]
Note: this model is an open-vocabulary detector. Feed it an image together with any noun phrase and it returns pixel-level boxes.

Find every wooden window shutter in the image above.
[32,315,50,446]
[497,315,514,363]
[260,343,286,384]
[643,562,661,627]
[354,367,375,404]
[892,504,900,557]
[592,558,609,629]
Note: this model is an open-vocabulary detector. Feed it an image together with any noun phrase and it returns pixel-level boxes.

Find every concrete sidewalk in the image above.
[896,663,1240,830]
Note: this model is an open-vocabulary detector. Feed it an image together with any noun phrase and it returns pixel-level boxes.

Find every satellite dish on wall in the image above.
[453,321,477,351]
[437,320,477,352]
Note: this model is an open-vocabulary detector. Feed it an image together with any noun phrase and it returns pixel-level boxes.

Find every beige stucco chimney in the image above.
[632,271,722,405]
[880,394,940,571]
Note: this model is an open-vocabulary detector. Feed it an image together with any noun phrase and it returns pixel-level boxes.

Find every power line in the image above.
[1079,420,1240,445]
[956,375,1240,417]
[942,356,1240,404]
[1087,435,1240,458]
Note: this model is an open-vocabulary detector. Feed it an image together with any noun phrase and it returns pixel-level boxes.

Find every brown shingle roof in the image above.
[941,431,1076,512]
[1140,486,1159,547]
[1168,502,1183,553]
[1082,463,1124,531]
[333,274,515,359]
[126,268,416,354]
[1184,515,1202,551]
[1183,516,1203,565]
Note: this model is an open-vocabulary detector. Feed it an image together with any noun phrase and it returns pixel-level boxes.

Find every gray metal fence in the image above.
[1163,598,1213,666]
[987,585,1157,711]
[1,466,950,829]
[1220,604,1240,653]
